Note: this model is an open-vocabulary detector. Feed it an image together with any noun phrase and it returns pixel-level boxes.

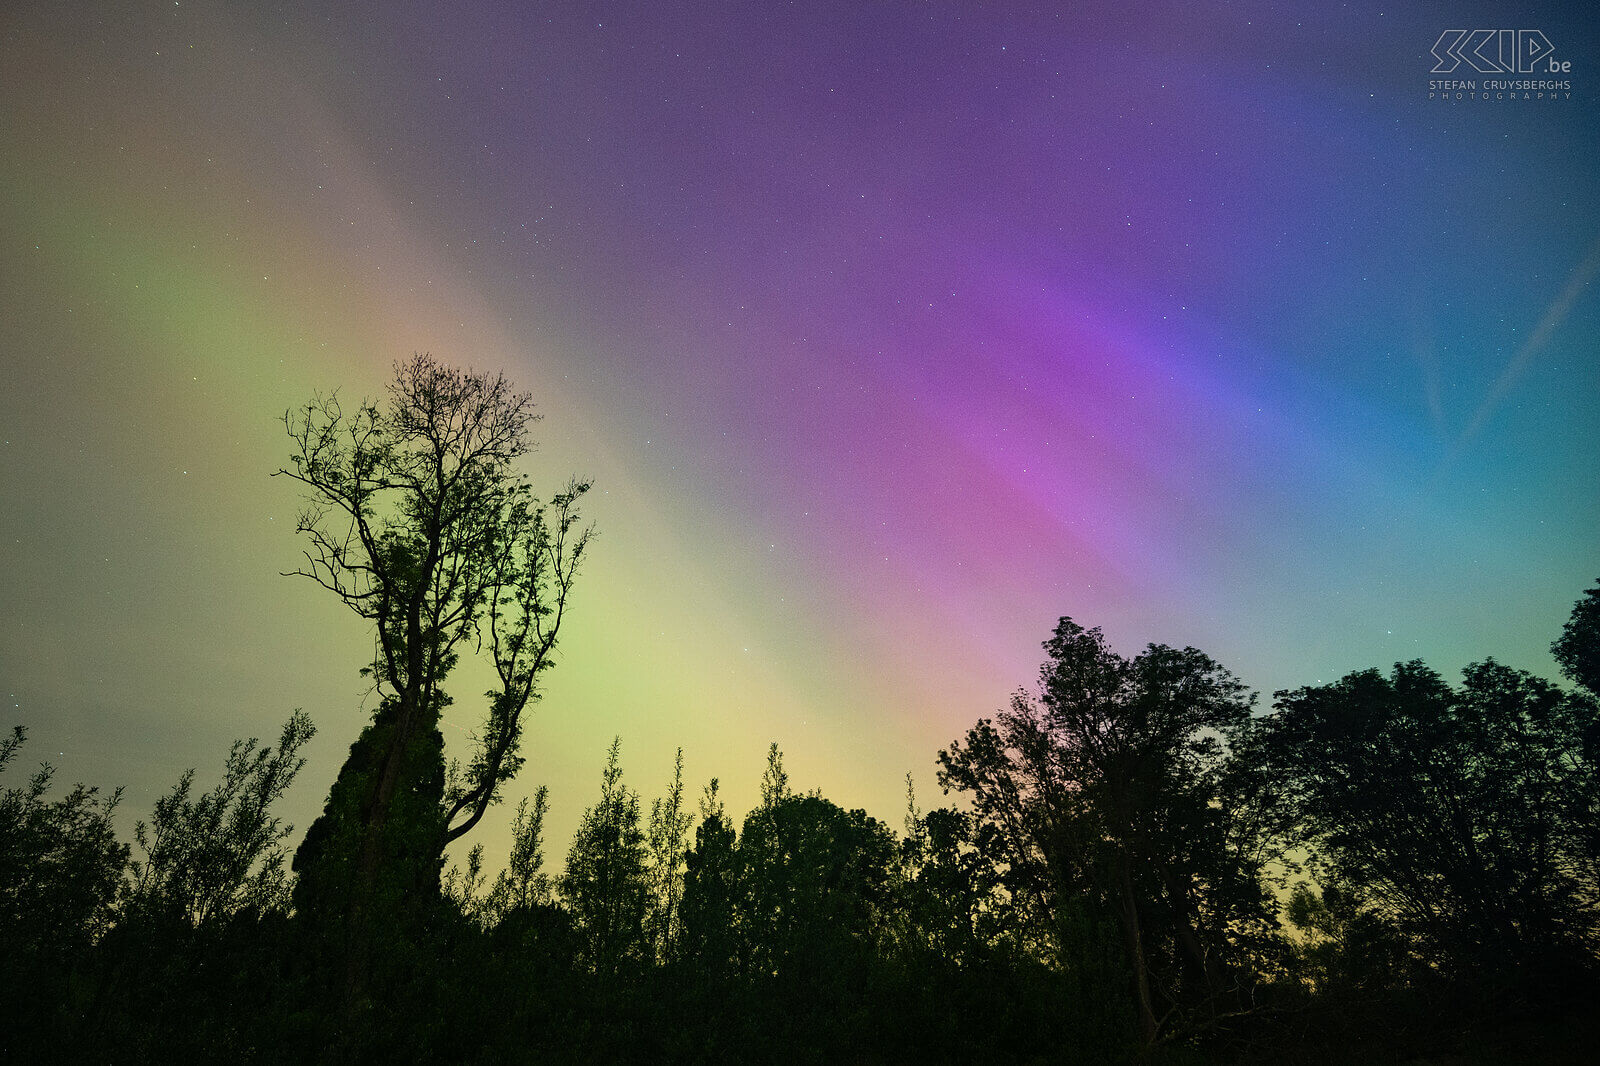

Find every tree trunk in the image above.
[1159,865,1228,1008]
[1116,859,1158,1046]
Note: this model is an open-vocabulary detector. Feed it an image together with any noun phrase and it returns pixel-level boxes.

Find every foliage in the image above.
[493,786,555,915]
[678,780,739,983]
[1,717,320,1062]
[895,798,1006,964]
[1257,659,1600,982]
[126,710,316,924]
[0,726,128,961]
[441,786,555,929]
[646,748,693,960]
[736,791,898,980]
[563,737,650,977]
[1554,578,1600,697]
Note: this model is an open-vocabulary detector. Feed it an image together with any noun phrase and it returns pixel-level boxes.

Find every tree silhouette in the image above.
[0,726,127,997]
[646,748,693,961]
[758,741,789,808]
[1554,578,1600,698]
[679,779,739,983]
[489,786,554,917]
[126,711,315,925]
[279,354,590,993]
[1258,658,1599,983]
[895,798,1004,967]
[939,617,1266,1045]
[8,551,1594,1060]
[563,737,650,979]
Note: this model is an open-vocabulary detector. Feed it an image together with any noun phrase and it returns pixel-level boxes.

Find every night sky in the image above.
[4,1,1598,864]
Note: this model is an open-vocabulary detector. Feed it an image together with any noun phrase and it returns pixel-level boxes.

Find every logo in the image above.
[1431,30,1567,74]
[1427,29,1575,101]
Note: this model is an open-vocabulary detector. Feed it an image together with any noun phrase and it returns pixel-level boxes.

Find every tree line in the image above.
[3,358,1596,1063]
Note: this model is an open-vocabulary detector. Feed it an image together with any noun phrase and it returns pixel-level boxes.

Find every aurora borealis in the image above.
[3,1,1598,862]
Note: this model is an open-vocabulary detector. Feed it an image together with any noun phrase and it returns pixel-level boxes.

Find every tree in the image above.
[736,789,898,981]
[895,795,1005,967]
[1257,659,1599,982]
[759,742,789,809]
[0,726,127,967]
[1554,578,1600,697]
[730,789,897,1052]
[440,842,492,925]
[563,738,650,979]
[1281,881,1411,1001]
[279,355,590,962]
[126,711,315,925]
[939,618,1267,1046]
[679,780,739,981]
[442,784,557,929]
[646,748,693,961]
[491,786,554,916]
